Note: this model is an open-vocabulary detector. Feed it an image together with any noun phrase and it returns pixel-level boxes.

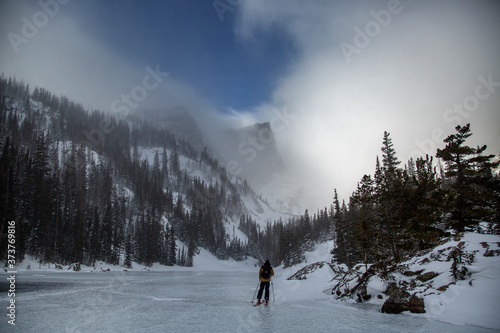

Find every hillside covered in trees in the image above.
[1,75,499,273]
[332,127,499,269]
[0,76,292,268]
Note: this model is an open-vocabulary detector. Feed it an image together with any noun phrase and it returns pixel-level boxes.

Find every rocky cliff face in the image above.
[223,122,285,188]
[134,110,286,190]
[135,107,206,152]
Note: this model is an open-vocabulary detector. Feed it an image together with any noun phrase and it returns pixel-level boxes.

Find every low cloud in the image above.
[0,1,221,124]
[234,0,500,207]
[1,1,498,211]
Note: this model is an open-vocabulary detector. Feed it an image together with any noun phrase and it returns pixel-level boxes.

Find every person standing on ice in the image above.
[256,260,274,304]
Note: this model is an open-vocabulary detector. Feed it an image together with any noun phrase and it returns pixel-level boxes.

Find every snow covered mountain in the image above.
[222,122,285,186]
[132,107,206,152]
[129,105,305,215]
[0,77,295,268]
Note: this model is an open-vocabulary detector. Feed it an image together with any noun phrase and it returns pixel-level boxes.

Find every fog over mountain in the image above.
[1,0,499,209]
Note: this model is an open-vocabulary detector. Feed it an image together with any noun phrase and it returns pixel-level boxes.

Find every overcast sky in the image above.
[1,0,499,208]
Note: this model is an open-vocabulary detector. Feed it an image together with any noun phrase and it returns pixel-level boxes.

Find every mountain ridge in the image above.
[0,76,296,268]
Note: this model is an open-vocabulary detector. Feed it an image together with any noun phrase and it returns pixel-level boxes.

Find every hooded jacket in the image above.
[259,261,274,282]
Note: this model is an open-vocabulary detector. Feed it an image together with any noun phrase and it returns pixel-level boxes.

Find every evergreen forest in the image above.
[1,76,499,271]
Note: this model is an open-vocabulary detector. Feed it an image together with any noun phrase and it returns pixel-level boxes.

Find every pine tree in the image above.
[123,234,133,268]
[381,131,401,174]
[351,175,377,268]
[24,84,31,112]
[168,225,177,265]
[332,201,350,266]
[88,206,102,266]
[186,237,195,267]
[377,131,403,261]
[300,209,313,251]
[406,155,444,251]
[180,246,186,266]
[436,124,499,231]
[161,146,169,187]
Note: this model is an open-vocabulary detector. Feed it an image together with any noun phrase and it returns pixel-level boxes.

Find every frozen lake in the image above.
[0,270,498,333]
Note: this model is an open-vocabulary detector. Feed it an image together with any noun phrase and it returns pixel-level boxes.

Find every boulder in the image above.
[419,257,431,265]
[381,295,408,314]
[384,282,400,297]
[437,284,450,292]
[402,269,424,277]
[381,294,426,314]
[381,283,425,314]
[408,295,426,313]
[417,271,439,282]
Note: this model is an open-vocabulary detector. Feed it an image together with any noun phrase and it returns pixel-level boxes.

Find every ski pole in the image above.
[271,280,275,302]
[251,280,259,303]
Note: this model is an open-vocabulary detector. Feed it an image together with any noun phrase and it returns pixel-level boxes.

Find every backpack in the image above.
[261,265,271,279]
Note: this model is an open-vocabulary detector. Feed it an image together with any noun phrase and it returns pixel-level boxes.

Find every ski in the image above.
[253,301,264,306]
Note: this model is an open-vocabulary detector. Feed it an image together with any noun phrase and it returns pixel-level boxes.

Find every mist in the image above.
[234,0,500,207]
[1,0,499,211]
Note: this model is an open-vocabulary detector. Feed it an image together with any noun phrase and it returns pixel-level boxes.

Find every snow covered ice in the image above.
[1,266,498,332]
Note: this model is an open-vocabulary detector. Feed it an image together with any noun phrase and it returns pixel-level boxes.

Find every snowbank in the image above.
[420,233,500,329]
[283,233,500,330]
[13,247,257,275]
[272,241,337,303]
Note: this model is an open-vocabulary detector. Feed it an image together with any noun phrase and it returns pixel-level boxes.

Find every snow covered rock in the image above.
[381,285,425,314]
[287,261,337,280]
[329,232,500,324]
[408,295,426,313]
